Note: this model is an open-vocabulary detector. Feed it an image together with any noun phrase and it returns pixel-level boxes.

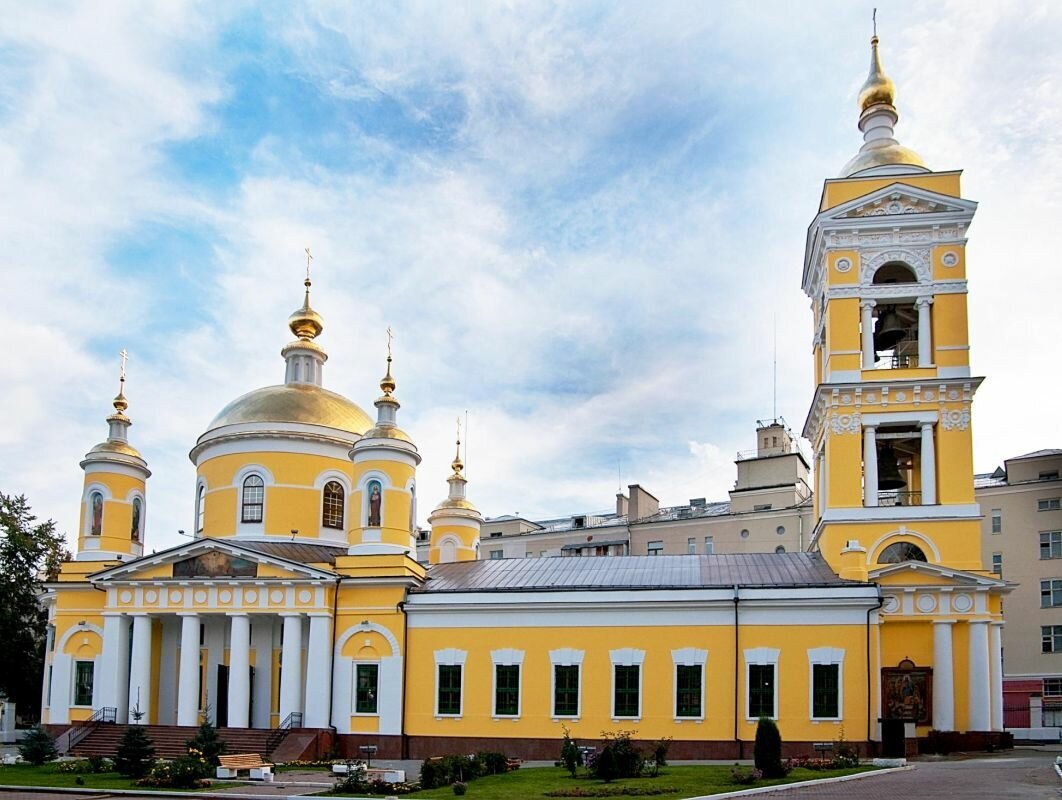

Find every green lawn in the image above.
[329,765,876,799]
[0,762,238,791]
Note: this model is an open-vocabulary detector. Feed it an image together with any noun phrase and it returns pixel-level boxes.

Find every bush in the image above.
[833,726,860,767]
[452,781,467,796]
[419,754,489,789]
[753,717,787,779]
[57,757,112,774]
[333,761,367,793]
[560,724,583,778]
[478,751,509,775]
[588,731,643,783]
[18,726,58,765]
[137,754,211,789]
[730,764,763,785]
[187,719,226,766]
[113,725,156,778]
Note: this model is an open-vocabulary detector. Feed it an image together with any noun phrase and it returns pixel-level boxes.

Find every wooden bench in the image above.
[506,758,523,771]
[216,753,274,781]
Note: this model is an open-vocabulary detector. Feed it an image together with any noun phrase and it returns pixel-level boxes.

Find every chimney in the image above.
[616,493,629,517]
[627,484,660,522]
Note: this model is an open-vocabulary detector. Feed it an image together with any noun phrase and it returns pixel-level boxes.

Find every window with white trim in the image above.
[991,552,1002,576]
[687,538,696,554]
[808,647,844,720]
[322,481,345,529]
[196,485,205,533]
[990,508,1001,534]
[1044,677,1062,697]
[1040,498,1061,512]
[550,649,584,718]
[73,661,94,707]
[1042,579,1062,608]
[647,541,663,556]
[745,648,780,719]
[704,536,714,555]
[1044,626,1062,654]
[355,664,378,714]
[609,649,646,719]
[1041,532,1062,560]
[241,475,264,523]
[434,649,467,717]
[672,649,707,719]
[491,649,524,718]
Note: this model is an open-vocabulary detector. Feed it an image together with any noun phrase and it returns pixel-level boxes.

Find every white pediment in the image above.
[89,537,336,583]
[869,560,1010,589]
[824,183,976,224]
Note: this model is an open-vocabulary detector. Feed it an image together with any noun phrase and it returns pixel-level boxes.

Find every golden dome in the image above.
[87,439,143,459]
[858,36,896,112]
[840,142,927,178]
[288,280,324,340]
[433,496,478,512]
[206,384,373,435]
[361,424,414,443]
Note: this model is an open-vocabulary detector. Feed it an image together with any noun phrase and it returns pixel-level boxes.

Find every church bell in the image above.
[877,442,907,490]
[873,305,906,352]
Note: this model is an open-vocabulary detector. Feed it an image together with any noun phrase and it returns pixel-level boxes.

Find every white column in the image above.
[99,613,130,718]
[227,614,251,729]
[860,300,877,369]
[177,613,200,727]
[127,614,153,724]
[863,425,879,507]
[920,423,937,505]
[916,297,933,366]
[279,614,304,723]
[932,620,955,731]
[990,622,1004,732]
[250,620,273,729]
[967,620,991,731]
[303,614,333,728]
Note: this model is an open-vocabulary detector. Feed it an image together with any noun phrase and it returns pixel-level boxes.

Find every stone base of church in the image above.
[916,730,1013,755]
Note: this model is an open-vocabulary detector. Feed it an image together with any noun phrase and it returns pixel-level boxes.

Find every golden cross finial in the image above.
[119,349,129,382]
[452,416,464,475]
[386,326,393,359]
[304,247,313,285]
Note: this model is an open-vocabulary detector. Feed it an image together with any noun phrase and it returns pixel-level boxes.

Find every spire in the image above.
[282,248,328,386]
[380,326,396,396]
[839,13,927,178]
[369,327,406,435]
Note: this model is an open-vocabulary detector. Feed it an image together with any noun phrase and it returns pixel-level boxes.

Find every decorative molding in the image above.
[835,257,852,273]
[844,191,961,219]
[941,408,971,431]
[941,251,959,267]
[826,279,967,301]
[830,413,862,436]
[861,248,931,284]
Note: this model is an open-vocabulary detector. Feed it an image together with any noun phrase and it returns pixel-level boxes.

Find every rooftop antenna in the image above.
[772,314,778,422]
[464,409,469,480]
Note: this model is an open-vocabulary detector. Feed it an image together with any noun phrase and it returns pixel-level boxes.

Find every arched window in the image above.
[196,485,205,533]
[241,475,264,523]
[89,492,103,536]
[775,545,786,554]
[322,481,345,529]
[878,541,928,564]
[131,497,142,542]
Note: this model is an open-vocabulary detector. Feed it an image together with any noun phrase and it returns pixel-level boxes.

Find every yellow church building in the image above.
[40,32,1009,760]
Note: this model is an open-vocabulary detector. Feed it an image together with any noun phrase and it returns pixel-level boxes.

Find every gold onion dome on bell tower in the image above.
[288,277,324,340]
[858,35,896,112]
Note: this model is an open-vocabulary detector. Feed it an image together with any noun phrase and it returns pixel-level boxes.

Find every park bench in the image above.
[506,757,523,771]
[216,753,274,781]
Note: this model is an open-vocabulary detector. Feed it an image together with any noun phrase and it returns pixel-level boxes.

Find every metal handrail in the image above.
[877,491,923,507]
[264,711,303,754]
[58,706,117,754]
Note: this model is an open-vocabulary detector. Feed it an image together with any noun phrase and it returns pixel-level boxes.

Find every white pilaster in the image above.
[920,423,937,505]
[99,614,130,719]
[279,613,304,723]
[860,300,876,369]
[177,613,200,727]
[251,619,273,729]
[990,622,1004,732]
[916,297,933,366]
[863,425,878,507]
[303,614,333,728]
[50,653,73,725]
[967,620,991,731]
[227,614,251,729]
[127,614,153,724]
[932,620,955,731]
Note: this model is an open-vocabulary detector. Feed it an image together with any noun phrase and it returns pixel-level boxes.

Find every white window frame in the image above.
[609,648,646,721]
[704,536,714,555]
[807,647,845,721]
[990,508,1002,534]
[195,481,206,534]
[232,465,273,535]
[671,648,708,721]
[686,538,696,554]
[647,541,663,556]
[490,649,524,719]
[352,661,380,717]
[433,648,467,718]
[744,647,780,721]
[549,648,584,720]
[71,659,96,708]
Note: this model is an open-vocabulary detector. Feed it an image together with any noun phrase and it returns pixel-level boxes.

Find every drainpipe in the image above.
[398,600,409,759]
[733,585,741,760]
[327,576,343,757]
[867,593,884,750]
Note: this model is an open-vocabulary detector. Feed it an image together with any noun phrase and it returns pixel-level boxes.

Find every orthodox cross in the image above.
[119,349,129,383]
[386,326,394,359]
[304,247,313,283]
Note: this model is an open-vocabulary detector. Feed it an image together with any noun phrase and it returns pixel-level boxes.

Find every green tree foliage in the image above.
[113,725,156,778]
[17,725,58,765]
[187,717,227,765]
[560,724,583,777]
[753,717,787,779]
[0,494,69,717]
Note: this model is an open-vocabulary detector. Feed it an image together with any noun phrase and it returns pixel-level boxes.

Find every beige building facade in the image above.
[976,449,1062,731]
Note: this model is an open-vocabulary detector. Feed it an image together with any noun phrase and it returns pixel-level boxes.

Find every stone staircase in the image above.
[70,724,285,760]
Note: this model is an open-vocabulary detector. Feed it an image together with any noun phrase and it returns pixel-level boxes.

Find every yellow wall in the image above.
[820,172,962,211]
[78,470,145,557]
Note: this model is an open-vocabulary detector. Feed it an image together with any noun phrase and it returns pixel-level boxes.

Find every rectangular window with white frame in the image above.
[610,648,645,720]
[704,536,714,555]
[354,663,378,714]
[73,660,94,707]
[1040,498,1061,512]
[807,647,844,720]
[550,648,584,719]
[433,648,467,717]
[647,541,663,556]
[672,648,707,720]
[1041,531,1062,560]
[1043,626,1062,653]
[1044,677,1062,697]
[1042,579,1062,608]
[745,647,779,720]
[991,552,1002,575]
[491,648,524,718]
[687,538,696,554]
[991,509,1002,534]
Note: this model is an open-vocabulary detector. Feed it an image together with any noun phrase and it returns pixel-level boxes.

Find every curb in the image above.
[0,784,333,800]
[683,765,915,799]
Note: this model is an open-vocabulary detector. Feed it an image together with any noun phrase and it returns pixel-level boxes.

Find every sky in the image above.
[1,1,1059,553]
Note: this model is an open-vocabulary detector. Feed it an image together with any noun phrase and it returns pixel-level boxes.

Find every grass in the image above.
[0,762,239,791]
[325,765,877,799]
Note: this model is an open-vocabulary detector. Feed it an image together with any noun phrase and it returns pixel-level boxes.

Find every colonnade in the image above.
[97,611,333,728]
[930,619,1005,732]
[860,297,933,369]
[862,421,937,506]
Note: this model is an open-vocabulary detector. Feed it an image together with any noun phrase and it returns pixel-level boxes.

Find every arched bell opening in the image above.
[863,262,927,369]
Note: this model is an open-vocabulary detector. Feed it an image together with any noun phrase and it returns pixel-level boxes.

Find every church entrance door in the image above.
[216,664,229,728]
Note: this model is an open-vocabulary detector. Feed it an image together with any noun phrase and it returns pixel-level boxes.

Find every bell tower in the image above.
[802,25,1009,739]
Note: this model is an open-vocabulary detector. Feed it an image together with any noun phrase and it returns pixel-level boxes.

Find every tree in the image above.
[187,717,226,765]
[0,494,69,719]
[113,724,156,777]
[18,725,58,765]
[560,724,583,777]
[753,716,786,779]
